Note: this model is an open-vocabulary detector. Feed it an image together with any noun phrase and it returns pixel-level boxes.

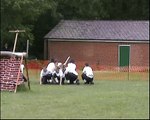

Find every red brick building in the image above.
[44,20,149,70]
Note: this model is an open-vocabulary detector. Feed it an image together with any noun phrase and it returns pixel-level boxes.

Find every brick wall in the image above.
[46,41,149,71]
[130,43,149,66]
[48,42,118,66]
[0,56,23,92]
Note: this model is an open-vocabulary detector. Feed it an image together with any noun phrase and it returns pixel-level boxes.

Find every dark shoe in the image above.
[23,76,27,82]
[90,81,94,84]
[24,79,27,82]
[76,79,80,85]
[84,82,88,84]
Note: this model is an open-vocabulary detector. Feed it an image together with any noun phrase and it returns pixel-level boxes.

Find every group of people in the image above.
[40,58,94,85]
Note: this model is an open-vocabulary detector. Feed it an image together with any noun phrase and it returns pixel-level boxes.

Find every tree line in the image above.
[1,0,149,59]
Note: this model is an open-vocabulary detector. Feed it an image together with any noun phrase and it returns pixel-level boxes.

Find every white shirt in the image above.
[83,66,94,78]
[40,68,50,78]
[20,64,24,73]
[40,68,51,84]
[55,68,65,78]
[65,63,78,75]
[54,62,65,78]
[46,62,56,74]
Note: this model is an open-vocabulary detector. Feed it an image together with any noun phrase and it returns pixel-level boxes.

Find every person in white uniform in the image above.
[47,58,56,75]
[40,67,51,84]
[65,59,79,85]
[53,62,66,85]
[46,58,58,83]
[82,63,94,84]
[20,63,27,82]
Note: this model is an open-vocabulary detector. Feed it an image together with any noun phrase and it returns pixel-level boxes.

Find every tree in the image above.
[102,0,149,20]
[1,0,56,52]
[1,0,149,59]
[56,0,108,20]
[32,8,61,59]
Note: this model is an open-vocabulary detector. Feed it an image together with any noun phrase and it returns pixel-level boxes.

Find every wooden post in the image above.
[26,40,29,57]
[63,56,70,66]
[12,32,19,53]
[9,30,25,53]
[60,76,62,85]
[25,58,30,90]
[14,55,24,93]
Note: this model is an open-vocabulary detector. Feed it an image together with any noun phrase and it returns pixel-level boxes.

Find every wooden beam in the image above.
[13,32,19,52]
[14,55,24,93]
[9,30,25,33]
[25,58,30,90]
[0,51,27,57]
[9,30,25,53]
[26,40,29,57]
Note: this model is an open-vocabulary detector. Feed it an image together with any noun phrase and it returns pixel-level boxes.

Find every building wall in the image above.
[0,56,23,91]
[46,40,149,70]
[130,43,149,67]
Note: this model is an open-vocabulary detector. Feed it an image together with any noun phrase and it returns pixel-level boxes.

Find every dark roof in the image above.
[44,20,149,41]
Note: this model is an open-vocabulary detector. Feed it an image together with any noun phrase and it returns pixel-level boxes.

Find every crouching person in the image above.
[46,58,60,84]
[53,62,66,85]
[40,67,52,84]
[65,59,79,85]
[82,63,94,84]
[20,63,27,82]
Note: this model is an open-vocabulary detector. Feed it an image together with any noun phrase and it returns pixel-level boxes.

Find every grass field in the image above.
[1,70,149,119]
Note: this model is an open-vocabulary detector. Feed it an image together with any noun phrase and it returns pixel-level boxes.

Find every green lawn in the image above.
[1,70,149,119]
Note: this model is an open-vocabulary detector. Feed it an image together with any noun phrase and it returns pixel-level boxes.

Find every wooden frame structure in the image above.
[0,51,30,92]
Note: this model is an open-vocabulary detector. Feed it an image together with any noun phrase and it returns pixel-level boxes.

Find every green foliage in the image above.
[56,0,108,19]
[102,0,149,20]
[1,0,149,58]
[1,0,55,51]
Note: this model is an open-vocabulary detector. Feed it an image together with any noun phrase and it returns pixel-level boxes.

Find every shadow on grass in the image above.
[17,84,30,92]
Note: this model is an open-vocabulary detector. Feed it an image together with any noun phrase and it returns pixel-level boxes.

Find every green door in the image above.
[119,45,130,67]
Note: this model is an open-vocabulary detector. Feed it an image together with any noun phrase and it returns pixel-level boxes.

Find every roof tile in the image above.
[44,20,149,41]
